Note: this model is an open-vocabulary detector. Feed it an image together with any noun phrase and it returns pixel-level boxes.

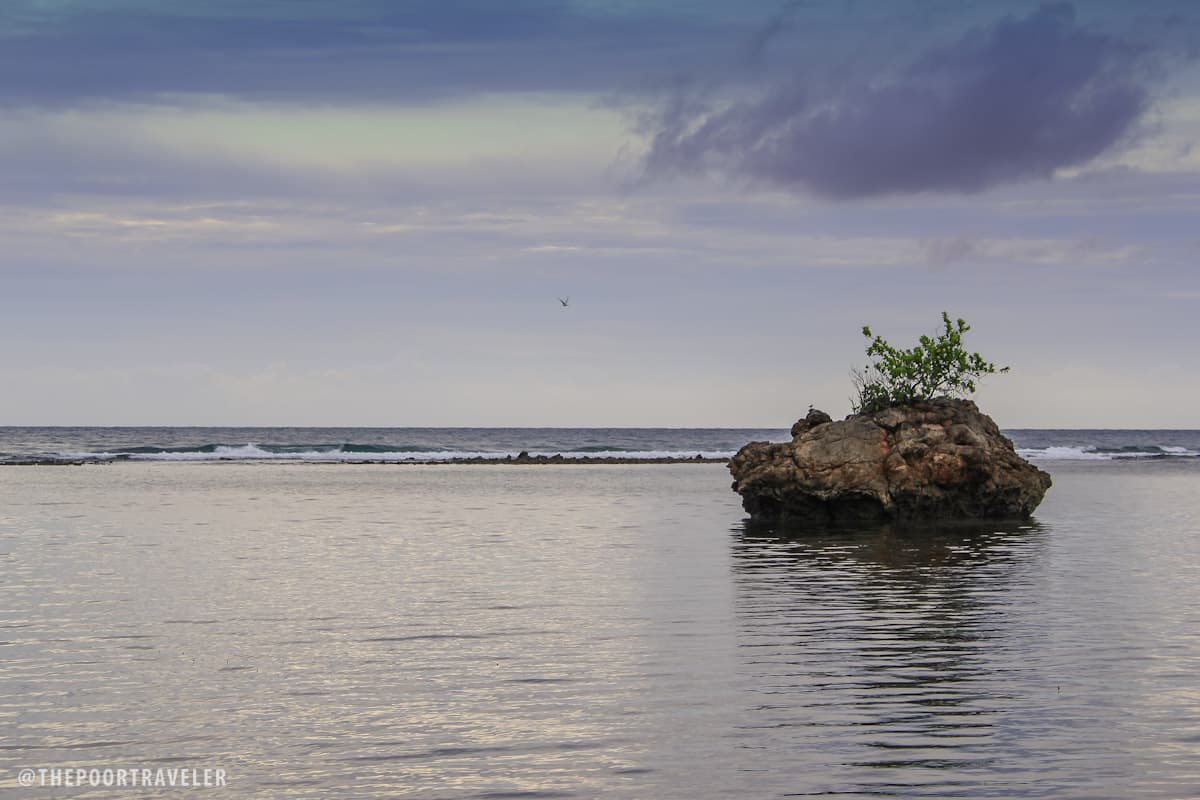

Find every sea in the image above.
[2,426,1199,798]
[1,426,1199,463]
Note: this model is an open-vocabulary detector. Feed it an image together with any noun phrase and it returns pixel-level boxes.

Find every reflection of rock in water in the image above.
[739,517,1043,570]
[728,520,1045,795]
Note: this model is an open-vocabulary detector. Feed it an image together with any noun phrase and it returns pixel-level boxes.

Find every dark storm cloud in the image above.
[643,3,1158,198]
[0,0,723,105]
[739,0,807,68]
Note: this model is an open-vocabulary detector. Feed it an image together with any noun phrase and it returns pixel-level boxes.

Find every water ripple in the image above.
[2,462,1200,797]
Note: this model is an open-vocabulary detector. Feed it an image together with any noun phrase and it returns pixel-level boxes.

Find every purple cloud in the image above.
[643,3,1156,198]
[0,1,725,106]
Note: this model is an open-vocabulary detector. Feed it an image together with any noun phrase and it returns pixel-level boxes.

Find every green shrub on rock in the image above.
[852,312,1008,413]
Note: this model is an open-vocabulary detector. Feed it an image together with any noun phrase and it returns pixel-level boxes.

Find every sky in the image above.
[2,0,1198,427]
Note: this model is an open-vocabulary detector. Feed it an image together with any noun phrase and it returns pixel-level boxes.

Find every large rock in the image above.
[730,399,1051,523]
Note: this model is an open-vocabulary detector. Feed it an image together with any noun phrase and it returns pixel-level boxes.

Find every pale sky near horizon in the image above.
[2,0,1198,428]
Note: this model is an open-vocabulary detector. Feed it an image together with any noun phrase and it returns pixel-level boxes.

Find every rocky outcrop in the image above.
[730,399,1050,523]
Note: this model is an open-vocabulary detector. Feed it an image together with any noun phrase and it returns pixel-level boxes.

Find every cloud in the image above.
[0,96,629,208]
[642,3,1159,198]
[923,234,981,267]
[920,234,1151,269]
[0,0,725,106]
[739,0,807,68]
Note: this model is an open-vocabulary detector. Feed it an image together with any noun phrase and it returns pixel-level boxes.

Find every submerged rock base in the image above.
[730,399,1051,524]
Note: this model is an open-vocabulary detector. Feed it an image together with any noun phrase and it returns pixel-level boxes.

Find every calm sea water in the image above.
[2,430,1199,798]
[2,426,1199,462]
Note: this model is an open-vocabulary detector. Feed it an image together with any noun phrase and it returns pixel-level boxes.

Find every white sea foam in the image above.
[1019,447,1110,461]
[1019,446,1199,461]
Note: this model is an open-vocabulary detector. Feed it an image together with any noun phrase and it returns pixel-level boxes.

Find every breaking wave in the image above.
[1018,445,1198,461]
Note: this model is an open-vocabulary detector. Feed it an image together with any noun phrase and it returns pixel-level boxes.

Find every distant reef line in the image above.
[1,452,729,467]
